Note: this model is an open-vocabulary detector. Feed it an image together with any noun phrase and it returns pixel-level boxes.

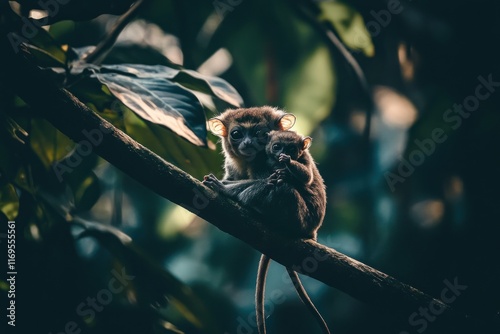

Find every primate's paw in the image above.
[203,174,225,192]
[278,153,291,164]
[267,172,279,187]
[268,168,288,186]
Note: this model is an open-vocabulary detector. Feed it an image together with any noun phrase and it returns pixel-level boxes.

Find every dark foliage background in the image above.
[1,0,500,333]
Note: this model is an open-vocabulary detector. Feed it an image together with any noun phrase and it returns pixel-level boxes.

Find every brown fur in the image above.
[239,130,326,238]
[203,113,330,334]
[208,106,295,180]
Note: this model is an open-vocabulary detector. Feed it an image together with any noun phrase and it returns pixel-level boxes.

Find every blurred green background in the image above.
[1,0,500,333]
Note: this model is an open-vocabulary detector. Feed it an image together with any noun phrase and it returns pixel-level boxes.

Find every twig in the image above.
[82,0,146,65]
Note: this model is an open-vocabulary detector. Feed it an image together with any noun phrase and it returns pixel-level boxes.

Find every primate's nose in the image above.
[242,138,252,147]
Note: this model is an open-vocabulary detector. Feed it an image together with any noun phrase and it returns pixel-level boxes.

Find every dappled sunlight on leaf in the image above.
[157,205,198,240]
[224,1,336,135]
[282,46,336,135]
[0,183,19,220]
[93,71,207,146]
[30,118,75,169]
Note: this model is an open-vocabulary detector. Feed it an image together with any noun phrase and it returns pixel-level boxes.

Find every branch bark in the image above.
[0,35,479,332]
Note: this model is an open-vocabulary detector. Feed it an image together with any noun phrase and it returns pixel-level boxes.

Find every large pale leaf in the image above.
[87,63,243,107]
[68,78,223,177]
[23,22,69,64]
[91,68,207,146]
[174,69,243,107]
[71,62,243,146]
[222,0,336,134]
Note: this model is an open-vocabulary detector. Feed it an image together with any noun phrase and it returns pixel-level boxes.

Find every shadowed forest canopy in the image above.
[1,1,499,334]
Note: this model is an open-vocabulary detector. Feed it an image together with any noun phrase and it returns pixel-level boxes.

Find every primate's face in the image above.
[267,131,304,162]
[227,123,270,159]
[207,107,297,161]
[269,141,300,160]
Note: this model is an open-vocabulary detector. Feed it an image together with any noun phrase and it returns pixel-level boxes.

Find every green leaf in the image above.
[24,43,66,67]
[68,74,222,177]
[0,115,26,185]
[30,118,75,169]
[91,68,208,146]
[72,62,244,107]
[173,69,243,107]
[317,0,375,57]
[122,108,222,180]
[223,0,336,134]
[67,169,102,211]
[68,59,244,146]
[0,183,19,220]
[281,45,336,135]
[25,25,69,65]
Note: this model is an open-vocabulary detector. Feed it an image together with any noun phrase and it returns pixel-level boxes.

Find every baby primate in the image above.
[234,131,329,334]
[239,130,326,237]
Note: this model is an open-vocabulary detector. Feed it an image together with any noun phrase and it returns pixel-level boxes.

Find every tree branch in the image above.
[0,35,479,332]
[82,0,146,65]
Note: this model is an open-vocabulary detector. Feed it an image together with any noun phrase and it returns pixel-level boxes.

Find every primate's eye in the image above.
[272,144,281,151]
[231,130,243,139]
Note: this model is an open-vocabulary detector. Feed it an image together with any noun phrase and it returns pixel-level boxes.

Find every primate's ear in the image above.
[277,113,296,130]
[208,118,227,137]
[302,136,312,150]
